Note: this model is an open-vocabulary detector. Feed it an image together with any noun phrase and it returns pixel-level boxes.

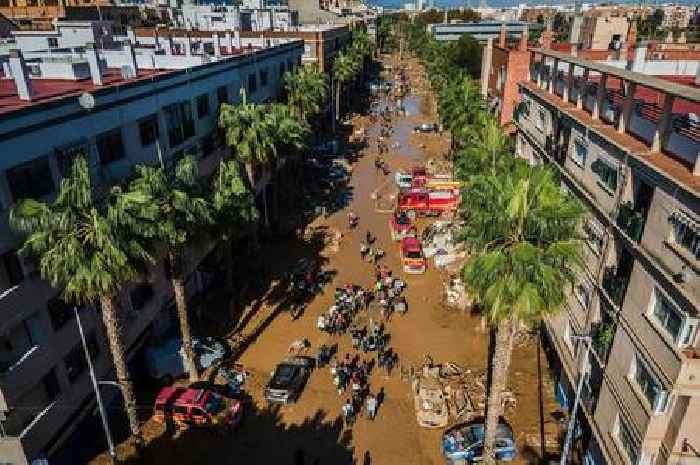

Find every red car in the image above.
[400,236,426,274]
[390,210,416,241]
[153,387,243,430]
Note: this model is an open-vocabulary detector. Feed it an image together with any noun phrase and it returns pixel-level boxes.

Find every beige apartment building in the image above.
[512,49,700,465]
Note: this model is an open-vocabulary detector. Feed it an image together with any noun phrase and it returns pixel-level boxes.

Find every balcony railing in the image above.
[602,266,629,307]
[616,202,646,242]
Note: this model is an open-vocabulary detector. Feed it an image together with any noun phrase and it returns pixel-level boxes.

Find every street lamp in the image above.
[560,334,592,465]
[74,307,117,465]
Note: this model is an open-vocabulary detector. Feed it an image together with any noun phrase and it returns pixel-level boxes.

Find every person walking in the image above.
[366,393,377,420]
[342,399,355,427]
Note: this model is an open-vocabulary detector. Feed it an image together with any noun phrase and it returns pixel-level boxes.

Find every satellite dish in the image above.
[78,92,95,110]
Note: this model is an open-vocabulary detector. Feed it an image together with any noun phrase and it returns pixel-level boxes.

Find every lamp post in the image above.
[74,307,117,465]
[560,334,592,465]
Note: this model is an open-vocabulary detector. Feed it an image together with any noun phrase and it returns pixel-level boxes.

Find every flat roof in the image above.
[0,45,274,115]
[530,47,700,104]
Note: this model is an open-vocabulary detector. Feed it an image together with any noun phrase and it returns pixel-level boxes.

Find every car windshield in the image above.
[464,426,483,444]
[405,250,423,259]
[396,215,410,225]
[204,394,221,413]
[275,364,298,383]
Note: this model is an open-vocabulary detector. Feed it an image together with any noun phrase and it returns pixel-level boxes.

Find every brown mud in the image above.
[90,53,563,465]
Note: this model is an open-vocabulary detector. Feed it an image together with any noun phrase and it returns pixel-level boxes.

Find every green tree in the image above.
[211,158,257,295]
[127,154,212,382]
[10,155,155,445]
[461,167,584,465]
[332,50,359,128]
[283,64,327,122]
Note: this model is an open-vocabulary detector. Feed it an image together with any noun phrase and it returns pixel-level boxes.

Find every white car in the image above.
[395,172,412,189]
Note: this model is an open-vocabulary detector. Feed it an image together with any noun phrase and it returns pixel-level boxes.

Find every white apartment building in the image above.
[0,22,303,465]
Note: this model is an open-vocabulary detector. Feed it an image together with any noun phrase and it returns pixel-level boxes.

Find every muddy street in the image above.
[91,54,562,465]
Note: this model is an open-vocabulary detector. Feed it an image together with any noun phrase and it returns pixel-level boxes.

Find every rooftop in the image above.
[519,80,700,196]
[530,47,700,104]
[0,44,270,115]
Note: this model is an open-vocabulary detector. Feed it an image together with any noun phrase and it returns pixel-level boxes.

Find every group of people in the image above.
[373,265,408,322]
[316,283,371,336]
[333,353,386,426]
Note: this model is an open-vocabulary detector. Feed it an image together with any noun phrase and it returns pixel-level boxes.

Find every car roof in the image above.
[463,423,514,441]
[401,237,422,250]
[155,387,210,407]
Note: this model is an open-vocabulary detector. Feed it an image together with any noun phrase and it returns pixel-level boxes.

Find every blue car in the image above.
[442,423,516,463]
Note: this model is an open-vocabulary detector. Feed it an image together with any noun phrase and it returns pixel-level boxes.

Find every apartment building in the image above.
[512,49,700,465]
[0,25,303,465]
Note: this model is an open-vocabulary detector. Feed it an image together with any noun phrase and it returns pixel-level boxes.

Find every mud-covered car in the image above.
[442,423,516,463]
[412,374,448,428]
[413,123,438,133]
[264,356,313,404]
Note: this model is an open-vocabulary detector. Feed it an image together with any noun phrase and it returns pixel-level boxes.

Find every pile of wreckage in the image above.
[410,357,517,429]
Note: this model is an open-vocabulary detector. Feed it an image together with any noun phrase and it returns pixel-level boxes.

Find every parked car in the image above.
[144,336,226,384]
[264,356,313,404]
[414,122,438,133]
[390,210,415,241]
[412,374,448,428]
[442,423,516,463]
[153,387,243,430]
[400,236,426,274]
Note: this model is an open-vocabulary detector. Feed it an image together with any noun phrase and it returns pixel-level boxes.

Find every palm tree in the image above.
[283,64,327,123]
[10,154,155,445]
[461,166,584,465]
[211,158,257,296]
[127,154,212,383]
[454,118,512,180]
[332,51,359,129]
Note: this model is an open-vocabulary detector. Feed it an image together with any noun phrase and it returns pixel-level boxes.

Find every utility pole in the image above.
[75,307,116,465]
[560,335,592,465]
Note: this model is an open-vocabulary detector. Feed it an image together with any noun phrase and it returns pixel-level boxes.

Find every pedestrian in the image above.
[366,230,373,244]
[377,387,385,408]
[366,393,377,420]
[342,399,355,427]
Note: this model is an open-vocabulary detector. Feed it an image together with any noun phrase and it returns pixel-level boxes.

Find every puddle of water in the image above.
[400,94,421,117]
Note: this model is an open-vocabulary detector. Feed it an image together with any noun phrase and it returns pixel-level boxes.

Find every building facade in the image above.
[513,49,700,465]
[0,29,303,465]
[430,21,539,43]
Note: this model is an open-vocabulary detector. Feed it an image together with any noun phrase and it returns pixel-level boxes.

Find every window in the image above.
[651,289,698,347]
[615,415,639,465]
[164,101,195,147]
[669,211,699,260]
[54,142,88,177]
[584,219,604,255]
[47,37,58,48]
[138,114,159,147]
[591,158,618,193]
[536,109,546,131]
[575,280,592,309]
[96,128,126,165]
[47,296,73,331]
[217,86,228,105]
[571,140,588,167]
[259,69,268,87]
[174,405,188,415]
[196,93,210,119]
[6,157,54,201]
[248,73,257,93]
[631,356,669,413]
[43,368,60,402]
[2,250,24,287]
[279,62,285,77]
[64,334,99,383]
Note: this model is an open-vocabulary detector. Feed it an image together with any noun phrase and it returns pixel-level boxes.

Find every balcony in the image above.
[616,202,646,242]
[602,266,629,307]
[675,348,700,397]
[591,319,616,364]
